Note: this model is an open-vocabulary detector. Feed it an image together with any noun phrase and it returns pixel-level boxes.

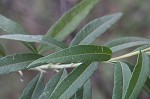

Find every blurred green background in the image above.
[0,0,150,99]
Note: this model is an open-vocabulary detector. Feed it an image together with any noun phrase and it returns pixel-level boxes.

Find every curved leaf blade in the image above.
[144,78,150,95]
[105,37,150,53]
[0,15,37,52]
[49,62,98,99]
[75,79,92,99]
[27,45,112,69]
[112,62,131,99]
[45,0,99,41]
[20,72,44,99]
[124,52,150,99]
[0,34,67,51]
[0,53,42,75]
[82,79,92,99]
[0,44,6,56]
[124,62,150,96]
[70,13,122,46]
[133,44,150,52]
[39,69,68,99]
[0,15,27,34]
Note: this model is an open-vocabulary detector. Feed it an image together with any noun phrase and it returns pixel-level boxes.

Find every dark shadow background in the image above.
[0,0,150,99]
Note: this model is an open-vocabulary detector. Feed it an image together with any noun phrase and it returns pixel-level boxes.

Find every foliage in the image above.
[0,0,150,99]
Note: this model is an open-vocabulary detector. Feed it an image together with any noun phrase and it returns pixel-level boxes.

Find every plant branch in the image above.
[109,47,150,62]
[30,63,82,70]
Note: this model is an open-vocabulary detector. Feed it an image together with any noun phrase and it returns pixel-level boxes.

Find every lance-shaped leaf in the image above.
[20,72,44,99]
[0,44,6,56]
[45,0,99,41]
[105,37,150,53]
[124,52,150,99]
[144,78,150,95]
[74,79,92,99]
[125,62,150,96]
[48,62,98,99]
[0,34,67,51]
[143,53,150,95]
[133,44,150,52]
[0,53,42,75]
[70,13,122,46]
[74,87,84,99]
[27,45,112,69]
[0,15,37,52]
[39,69,68,99]
[112,62,131,99]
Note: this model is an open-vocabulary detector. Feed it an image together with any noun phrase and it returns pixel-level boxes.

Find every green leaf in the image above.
[105,37,150,53]
[74,87,84,99]
[124,62,150,96]
[70,13,122,46]
[0,43,6,56]
[0,34,67,51]
[144,78,150,95]
[74,79,92,99]
[143,53,150,95]
[27,45,112,69]
[0,53,42,75]
[124,52,150,99]
[112,62,131,99]
[45,0,99,41]
[0,15,37,53]
[48,62,98,99]
[82,79,92,99]
[133,44,150,52]
[39,69,68,99]
[20,72,44,99]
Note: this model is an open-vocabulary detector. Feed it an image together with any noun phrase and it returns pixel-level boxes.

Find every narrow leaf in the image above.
[144,78,150,95]
[39,69,68,99]
[20,72,44,99]
[82,79,92,99]
[74,87,84,99]
[49,62,98,99]
[112,62,131,99]
[27,45,112,69]
[71,13,122,46]
[75,79,92,99]
[105,37,150,52]
[0,15,37,52]
[0,34,67,51]
[0,44,6,56]
[0,53,42,75]
[133,44,150,52]
[45,0,99,41]
[125,62,150,95]
[0,15,27,34]
[124,52,150,99]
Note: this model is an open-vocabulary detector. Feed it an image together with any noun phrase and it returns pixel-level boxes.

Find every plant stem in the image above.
[30,63,82,70]
[109,47,150,62]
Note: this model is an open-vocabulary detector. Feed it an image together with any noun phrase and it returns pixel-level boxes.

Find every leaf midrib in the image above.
[36,52,111,62]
